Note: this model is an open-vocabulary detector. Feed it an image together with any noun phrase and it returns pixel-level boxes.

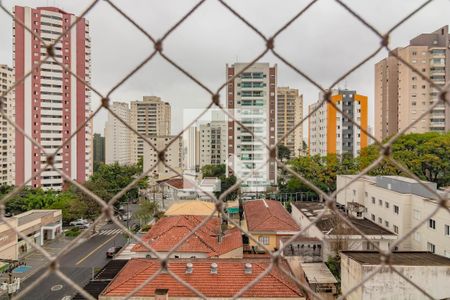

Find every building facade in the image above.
[375,26,450,140]
[341,251,450,300]
[308,89,368,157]
[183,126,200,174]
[104,102,131,165]
[199,114,227,168]
[226,63,277,192]
[130,96,171,164]
[142,135,182,180]
[277,87,303,157]
[0,64,15,185]
[14,6,92,189]
[337,175,450,257]
[93,133,104,164]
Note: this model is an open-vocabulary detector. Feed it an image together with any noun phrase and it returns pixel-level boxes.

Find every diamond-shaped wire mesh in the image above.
[0,0,449,299]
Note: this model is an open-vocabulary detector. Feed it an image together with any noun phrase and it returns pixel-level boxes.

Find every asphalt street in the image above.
[13,222,127,300]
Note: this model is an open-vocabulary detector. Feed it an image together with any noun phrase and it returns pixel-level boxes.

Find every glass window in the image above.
[393,225,399,234]
[427,242,436,253]
[394,205,399,214]
[429,219,436,229]
[445,224,449,236]
[258,236,270,245]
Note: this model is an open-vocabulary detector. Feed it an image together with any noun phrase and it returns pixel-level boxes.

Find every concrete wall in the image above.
[342,256,450,300]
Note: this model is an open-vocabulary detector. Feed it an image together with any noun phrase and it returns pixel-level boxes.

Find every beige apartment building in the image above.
[337,175,450,258]
[199,111,227,168]
[104,102,131,165]
[277,87,303,157]
[143,135,182,180]
[0,64,15,185]
[375,26,450,140]
[130,96,171,164]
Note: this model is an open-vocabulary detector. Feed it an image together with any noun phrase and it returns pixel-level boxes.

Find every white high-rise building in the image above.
[14,6,92,190]
[0,64,15,185]
[226,63,277,192]
[105,102,131,165]
[183,126,200,174]
[143,136,183,180]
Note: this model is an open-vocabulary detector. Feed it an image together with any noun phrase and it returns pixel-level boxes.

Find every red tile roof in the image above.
[102,258,304,298]
[163,178,196,190]
[244,200,300,232]
[132,215,242,257]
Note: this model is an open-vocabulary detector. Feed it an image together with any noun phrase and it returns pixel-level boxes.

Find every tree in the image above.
[201,164,226,178]
[277,144,291,162]
[134,199,160,226]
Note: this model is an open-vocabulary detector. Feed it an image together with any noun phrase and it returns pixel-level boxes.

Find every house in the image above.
[341,251,450,300]
[197,177,221,200]
[99,258,306,299]
[165,200,215,216]
[291,202,397,260]
[159,177,198,201]
[0,210,62,259]
[243,199,300,252]
[337,175,450,257]
[300,263,338,300]
[131,215,243,258]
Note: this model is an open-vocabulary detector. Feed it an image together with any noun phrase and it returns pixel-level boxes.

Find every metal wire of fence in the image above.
[0,0,449,299]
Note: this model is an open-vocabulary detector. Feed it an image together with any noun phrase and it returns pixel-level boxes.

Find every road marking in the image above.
[75,233,119,266]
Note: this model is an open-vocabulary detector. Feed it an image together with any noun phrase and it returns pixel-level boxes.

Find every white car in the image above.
[121,212,132,221]
[69,219,90,228]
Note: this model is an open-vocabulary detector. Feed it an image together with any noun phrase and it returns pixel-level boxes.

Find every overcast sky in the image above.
[1,0,450,137]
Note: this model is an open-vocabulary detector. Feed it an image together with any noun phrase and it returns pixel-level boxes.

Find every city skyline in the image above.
[1,1,450,137]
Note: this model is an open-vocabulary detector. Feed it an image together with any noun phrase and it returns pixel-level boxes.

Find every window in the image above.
[429,219,436,229]
[258,236,270,245]
[393,225,399,234]
[378,199,382,206]
[394,205,399,214]
[385,202,389,208]
[385,221,389,227]
[378,217,382,224]
[427,242,436,253]
[445,224,450,236]
[371,197,375,204]
[414,232,420,242]
[371,214,375,221]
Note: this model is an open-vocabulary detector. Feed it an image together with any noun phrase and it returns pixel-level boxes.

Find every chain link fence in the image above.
[0,0,449,299]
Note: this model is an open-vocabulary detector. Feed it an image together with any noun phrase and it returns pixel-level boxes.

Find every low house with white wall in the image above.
[341,251,450,300]
[291,202,397,260]
[337,175,450,257]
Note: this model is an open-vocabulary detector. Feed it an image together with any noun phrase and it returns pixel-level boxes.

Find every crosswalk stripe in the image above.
[99,229,122,235]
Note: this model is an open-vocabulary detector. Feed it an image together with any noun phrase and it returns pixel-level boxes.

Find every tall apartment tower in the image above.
[93,133,105,164]
[308,89,368,157]
[143,136,183,180]
[183,126,200,174]
[104,102,131,165]
[375,26,450,140]
[14,6,92,189]
[130,96,171,164]
[199,111,227,168]
[226,63,277,192]
[277,87,303,157]
[0,65,15,185]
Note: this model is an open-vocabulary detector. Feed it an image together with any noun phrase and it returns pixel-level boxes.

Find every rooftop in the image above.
[101,258,304,298]
[131,215,242,257]
[341,251,450,266]
[243,200,300,232]
[300,263,337,284]
[165,200,215,216]
[293,202,395,236]
[161,177,196,190]
[13,210,60,226]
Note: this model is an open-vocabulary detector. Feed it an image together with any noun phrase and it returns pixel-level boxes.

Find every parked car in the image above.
[69,219,90,229]
[106,246,122,258]
[121,212,132,221]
